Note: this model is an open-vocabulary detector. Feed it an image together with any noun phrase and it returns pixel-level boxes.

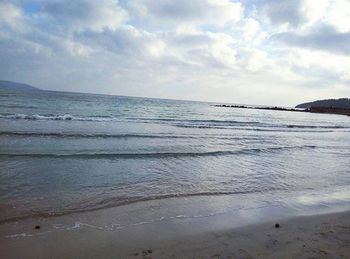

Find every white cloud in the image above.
[0,1,26,31]
[237,47,270,72]
[240,18,261,40]
[302,0,350,32]
[164,29,238,69]
[326,0,350,32]
[288,48,350,82]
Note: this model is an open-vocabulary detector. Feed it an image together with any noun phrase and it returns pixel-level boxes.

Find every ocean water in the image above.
[0,88,350,222]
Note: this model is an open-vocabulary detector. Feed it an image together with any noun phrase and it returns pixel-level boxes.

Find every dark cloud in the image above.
[78,26,165,58]
[139,0,203,20]
[169,33,215,47]
[272,25,350,55]
[26,0,128,32]
[262,0,305,27]
[241,0,305,27]
[126,0,242,27]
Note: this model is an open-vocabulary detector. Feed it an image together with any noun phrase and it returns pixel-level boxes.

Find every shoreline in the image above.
[1,210,349,258]
[214,104,350,116]
[2,186,350,227]
[143,211,350,258]
[1,188,349,258]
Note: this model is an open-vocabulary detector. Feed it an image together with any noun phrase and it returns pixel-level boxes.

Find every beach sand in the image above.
[1,210,349,259]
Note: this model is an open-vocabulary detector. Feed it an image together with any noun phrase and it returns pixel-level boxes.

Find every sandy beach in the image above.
[1,207,349,259]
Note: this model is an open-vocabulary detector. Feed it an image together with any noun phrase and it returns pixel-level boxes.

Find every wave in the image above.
[173,125,342,133]
[0,113,121,122]
[0,189,274,224]
[0,104,39,109]
[0,113,74,121]
[0,145,317,160]
[286,124,348,129]
[138,118,262,125]
[0,131,271,140]
[0,131,194,139]
[1,113,348,131]
[175,124,349,131]
[145,118,350,130]
[0,113,267,125]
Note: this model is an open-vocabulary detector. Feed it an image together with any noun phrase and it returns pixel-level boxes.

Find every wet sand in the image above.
[1,210,349,259]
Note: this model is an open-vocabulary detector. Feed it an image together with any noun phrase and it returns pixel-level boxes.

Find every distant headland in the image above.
[215,98,350,116]
[296,98,350,109]
[0,80,40,91]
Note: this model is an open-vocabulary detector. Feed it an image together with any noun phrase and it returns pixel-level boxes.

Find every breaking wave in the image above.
[1,114,348,133]
[0,145,317,159]
[0,131,195,139]
[0,113,75,121]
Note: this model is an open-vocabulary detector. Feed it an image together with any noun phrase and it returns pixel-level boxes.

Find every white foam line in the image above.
[5,233,33,238]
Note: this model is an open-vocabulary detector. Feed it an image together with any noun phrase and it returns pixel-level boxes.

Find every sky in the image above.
[0,0,350,106]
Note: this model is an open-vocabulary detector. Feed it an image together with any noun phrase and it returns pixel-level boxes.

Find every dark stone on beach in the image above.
[34,225,40,229]
[142,249,153,256]
[275,223,280,228]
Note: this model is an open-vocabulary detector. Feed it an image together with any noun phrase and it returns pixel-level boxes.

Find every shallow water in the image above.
[0,88,350,222]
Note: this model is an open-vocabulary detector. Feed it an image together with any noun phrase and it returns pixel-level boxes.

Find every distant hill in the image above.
[0,80,40,91]
[296,98,350,109]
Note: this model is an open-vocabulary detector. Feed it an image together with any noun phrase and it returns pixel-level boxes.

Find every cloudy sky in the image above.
[0,0,350,105]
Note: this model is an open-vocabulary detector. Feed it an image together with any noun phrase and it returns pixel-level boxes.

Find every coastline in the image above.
[1,189,349,259]
[1,210,349,258]
[214,104,350,116]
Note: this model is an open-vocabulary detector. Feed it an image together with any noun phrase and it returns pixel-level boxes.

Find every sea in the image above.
[1,88,350,223]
